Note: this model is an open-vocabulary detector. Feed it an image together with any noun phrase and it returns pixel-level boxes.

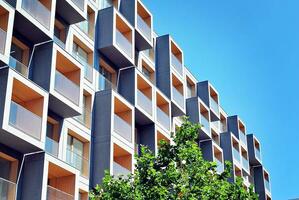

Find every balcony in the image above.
[137,89,152,115]
[53,36,66,49]
[72,52,93,83]
[114,114,132,142]
[210,97,219,116]
[98,72,116,91]
[0,27,6,54]
[211,121,220,132]
[66,148,89,178]
[45,137,59,157]
[47,185,74,200]
[215,158,224,174]
[255,148,262,161]
[171,53,183,76]
[77,20,94,40]
[137,14,151,41]
[242,156,249,172]
[239,130,247,146]
[21,0,51,30]
[265,179,271,192]
[54,71,80,105]
[172,86,184,109]
[156,107,170,131]
[115,29,132,58]
[200,114,210,135]
[0,177,16,200]
[8,56,29,78]
[232,148,241,164]
[9,101,42,140]
[113,161,131,177]
[74,107,91,128]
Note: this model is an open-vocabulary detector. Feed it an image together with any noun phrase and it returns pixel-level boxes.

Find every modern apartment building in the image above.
[0,0,271,199]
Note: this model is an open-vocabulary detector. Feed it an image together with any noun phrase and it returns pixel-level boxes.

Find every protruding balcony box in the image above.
[14,0,55,43]
[241,146,250,174]
[0,67,48,153]
[155,126,170,153]
[75,5,96,42]
[227,115,247,147]
[112,143,133,177]
[30,42,83,118]
[120,0,153,50]
[171,73,185,116]
[197,81,220,120]
[247,134,262,165]
[0,2,14,64]
[56,0,87,24]
[46,155,78,200]
[233,164,242,182]
[138,55,155,84]
[219,108,228,133]
[118,67,154,125]
[231,137,241,166]
[185,68,197,99]
[97,7,135,68]
[253,166,271,200]
[155,89,171,132]
[186,97,211,140]
[199,140,224,174]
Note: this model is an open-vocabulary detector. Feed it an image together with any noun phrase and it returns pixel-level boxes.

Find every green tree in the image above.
[90,118,258,200]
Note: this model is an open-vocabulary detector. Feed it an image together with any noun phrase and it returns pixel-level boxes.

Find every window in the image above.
[67,135,84,171]
[73,42,88,65]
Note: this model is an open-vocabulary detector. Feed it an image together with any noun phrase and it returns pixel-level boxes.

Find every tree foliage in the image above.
[90,118,258,200]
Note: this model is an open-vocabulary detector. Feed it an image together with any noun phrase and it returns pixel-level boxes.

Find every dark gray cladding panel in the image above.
[30,42,54,91]
[196,81,209,106]
[199,140,213,161]
[0,68,9,128]
[136,124,155,154]
[97,7,114,50]
[18,153,45,200]
[253,166,266,200]
[227,115,239,138]
[55,0,86,24]
[220,132,233,164]
[120,0,135,26]
[118,67,136,105]
[247,134,261,166]
[186,98,200,124]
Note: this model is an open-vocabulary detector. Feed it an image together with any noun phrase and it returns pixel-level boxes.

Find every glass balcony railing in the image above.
[143,48,155,63]
[264,179,271,192]
[45,137,59,157]
[209,97,219,116]
[172,86,184,109]
[9,101,42,140]
[53,36,66,49]
[137,15,151,41]
[171,53,183,76]
[71,0,84,11]
[210,121,220,132]
[137,90,152,115]
[115,29,132,58]
[220,122,227,133]
[0,177,16,200]
[66,148,89,178]
[77,21,94,40]
[200,114,210,135]
[72,52,93,83]
[255,148,262,161]
[47,185,74,200]
[156,107,170,131]
[0,28,6,54]
[74,107,91,128]
[232,148,241,164]
[98,73,116,91]
[54,71,80,105]
[114,114,132,142]
[22,0,51,29]
[9,56,29,78]
[113,161,131,177]
[215,158,224,174]
[242,156,249,172]
[239,130,247,146]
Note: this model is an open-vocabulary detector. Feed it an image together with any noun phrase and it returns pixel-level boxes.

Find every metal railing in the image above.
[242,156,249,172]
[0,27,6,54]
[137,90,152,115]
[0,177,16,200]
[9,101,42,140]
[209,97,219,116]
[47,185,74,200]
[200,114,210,135]
[232,147,241,163]
[172,86,184,109]
[171,53,183,76]
[45,137,59,157]
[115,29,132,58]
[137,14,151,40]
[215,158,224,174]
[239,130,247,146]
[113,161,131,176]
[255,148,262,161]
[71,0,84,11]
[66,148,89,178]
[264,179,271,192]
[114,114,132,142]
[9,56,29,78]
[72,52,93,83]
[156,107,170,131]
[22,0,51,29]
[54,71,80,105]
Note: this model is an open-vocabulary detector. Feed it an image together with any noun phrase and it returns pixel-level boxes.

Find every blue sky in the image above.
[143,0,299,199]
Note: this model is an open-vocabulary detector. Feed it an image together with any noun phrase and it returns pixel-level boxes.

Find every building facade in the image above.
[0,0,271,199]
